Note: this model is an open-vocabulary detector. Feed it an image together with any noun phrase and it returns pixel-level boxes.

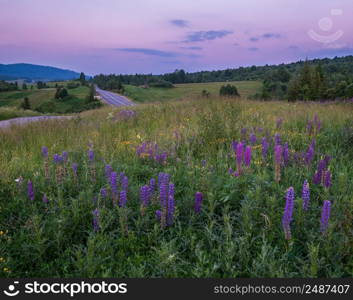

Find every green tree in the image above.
[55,87,69,100]
[79,72,86,85]
[21,97,31,110]
[22,83,27,90]
[219,84,240,97]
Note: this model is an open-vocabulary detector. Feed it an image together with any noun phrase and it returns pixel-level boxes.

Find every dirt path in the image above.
[0,116,73,129]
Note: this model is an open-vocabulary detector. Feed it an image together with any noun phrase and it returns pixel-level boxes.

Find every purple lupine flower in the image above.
[104,165,112,181]
[250,134,257,145]
[231,140,238,152]
[100,188,107,199]
[261,137,269,161]
[282,187,295,240]
[228,167,234,175]
[241,128,247,139]
[62,151,68,163]
[149,178,156,193]
[302,180,310,211]
[167,182,175,226]
[155,210,161,220]
[312,171,321,185]
[27,180,35,201]
[323,170,332,188]
[121,176,128,191]
[41,146,48,158]
[92,208,100,232]
[119,190,127,207]
[307,120,313,134]
[88,149,94,162]
[274,133,281,145]
[305,145,315,165]
[53,154,63,164]
[244,146,252,167]
[323,155,331,168]
[275,145,283,164]
[194,192,203,213]
[201,160,207,167]
[320,200,331,233]
[110,171,118,204]
[42,194,48,204]
[140,185,151,207]
[72,162,78,176]
[283,142,289,165]
[236,142,243,170]
[159,173,170,207]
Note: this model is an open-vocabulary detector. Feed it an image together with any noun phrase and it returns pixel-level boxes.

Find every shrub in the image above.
[219,84,240,97]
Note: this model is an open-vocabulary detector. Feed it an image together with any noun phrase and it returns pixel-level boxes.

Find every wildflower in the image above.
[149,178,156,194]
[194,192,203,213]
[72,163,78,177]
[231,141,238,152]
[261,137,269,161]
[274,133,281,145]
[62,151,68,163]
[236,142,243,173]
[105,165,112,181]
[53,154,63,164]
[140,185,150,207]
[88,149,94,162]
[100,188,107,199]
[167,183,175,225]
[155,210,161,220]
[110,172,118,205]
[121,176,128,191]
[283,142,289,165]
[244,146,252,167]
[323,170,332,188]
[92,208,100,232]
[27,180,34,201]
[250,134,257,145]
[119,190,127,207]
[201,160,207,167]
[302,180,310,211]
[274,145,283,182]
[41,146,48,158]
[305,145,315,165]
[42,194,48,204]
[159,173,170,207]
[282,187,295,240]
[320,200,331,234]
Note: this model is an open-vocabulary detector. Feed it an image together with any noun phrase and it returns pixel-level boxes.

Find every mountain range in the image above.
[0,63,81,81]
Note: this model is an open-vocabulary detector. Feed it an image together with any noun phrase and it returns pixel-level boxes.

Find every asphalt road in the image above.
[95,86,135,107]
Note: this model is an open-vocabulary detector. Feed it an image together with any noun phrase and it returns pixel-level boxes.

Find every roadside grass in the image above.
[1,95,352,278]
[124,80,261,103]
[0,107,41,121]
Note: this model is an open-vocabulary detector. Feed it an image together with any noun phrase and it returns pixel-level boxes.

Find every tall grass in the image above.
[0,97,352,277]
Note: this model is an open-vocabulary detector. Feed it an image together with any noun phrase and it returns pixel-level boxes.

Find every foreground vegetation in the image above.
[0,95,352,277]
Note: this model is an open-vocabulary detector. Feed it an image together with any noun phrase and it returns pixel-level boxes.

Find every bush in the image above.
[20,97,31,110]
[219,84,240,97]
[55,87,69,100]
[149,80,174,88]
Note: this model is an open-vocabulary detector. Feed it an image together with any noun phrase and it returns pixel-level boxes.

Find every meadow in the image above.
[124,80,261,102]
[0,90,352,278]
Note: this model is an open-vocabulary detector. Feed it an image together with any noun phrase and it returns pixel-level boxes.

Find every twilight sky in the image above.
[0,0,352,75]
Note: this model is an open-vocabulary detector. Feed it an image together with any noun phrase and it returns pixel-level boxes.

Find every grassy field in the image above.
[0,84,92,119]
[0,92,352,278]
[124,81,261,103]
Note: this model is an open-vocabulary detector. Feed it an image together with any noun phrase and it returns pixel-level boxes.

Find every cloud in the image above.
[170,19,189,28]
[250,32,282,42]
[248,47,259,51]
[116,48,178,57]
[183,30,233,42]
[180,46,203,50]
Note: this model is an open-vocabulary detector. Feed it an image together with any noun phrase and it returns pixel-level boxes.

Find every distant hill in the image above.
[0,63,81,81]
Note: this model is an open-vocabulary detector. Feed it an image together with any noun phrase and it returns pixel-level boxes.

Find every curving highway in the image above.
[95,86,135,107]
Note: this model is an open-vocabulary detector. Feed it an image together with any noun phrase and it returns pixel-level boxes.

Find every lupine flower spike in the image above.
[320,200,331,234]
[302,180,310,211]
[282,187,295,240]
[194,192,203,213]
[274,145,282,182]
